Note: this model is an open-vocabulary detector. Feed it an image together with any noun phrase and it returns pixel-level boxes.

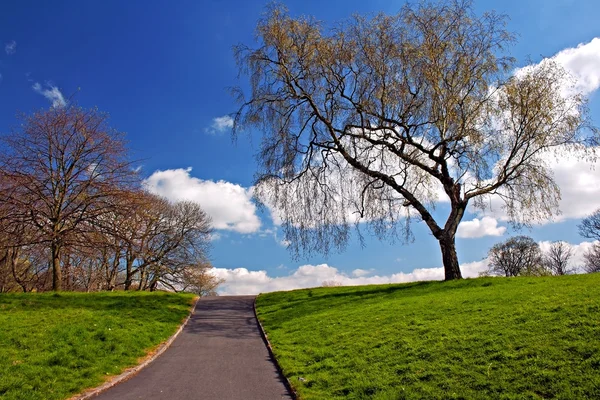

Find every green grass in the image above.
[256,274,600,399]
[0,291,195,400]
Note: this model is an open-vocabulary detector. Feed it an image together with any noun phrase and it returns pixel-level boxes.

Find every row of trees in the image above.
[483,210,600,277]
[0,106,222,293]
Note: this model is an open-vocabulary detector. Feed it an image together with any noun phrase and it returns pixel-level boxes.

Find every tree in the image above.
[583,243,600,273]
[181,262,224,296]
[140,200,213,292]
[484,236,547,277]
[578,209,600,241]
[234,1,594,280]
[543,241,574,275]
[0,106,137,290]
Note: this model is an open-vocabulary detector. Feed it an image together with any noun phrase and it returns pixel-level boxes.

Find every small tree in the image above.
[484,236,548,277]
[181,263,224,296]
[235,1,595,280]
[543,241,574,275]
[583,243,600,273]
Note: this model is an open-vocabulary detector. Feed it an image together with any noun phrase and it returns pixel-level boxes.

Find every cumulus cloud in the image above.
[551,37,600,96]
[5,40,16,55]
[209,232,222,242]
[478,147,600,223]
[205,115,234,135]
[143,168,261,234]
[32,82,67,108]
[211,261,489,295]
[352,268,374,277]
[457,217,506,239]
[514,37,600,99]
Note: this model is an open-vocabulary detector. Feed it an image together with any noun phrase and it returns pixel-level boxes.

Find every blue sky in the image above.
[1,0,600,294]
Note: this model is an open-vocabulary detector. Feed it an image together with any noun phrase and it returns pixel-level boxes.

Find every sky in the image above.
[1,0,600,295]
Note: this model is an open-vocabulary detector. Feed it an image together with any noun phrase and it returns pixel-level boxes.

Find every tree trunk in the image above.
[51,241,62,291]
[124,256,133,291]
[439,235,462,280]
[138,269,146,291]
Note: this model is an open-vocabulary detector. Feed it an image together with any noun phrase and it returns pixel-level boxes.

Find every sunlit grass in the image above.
[0,291,195,400]
[256,274,600,399]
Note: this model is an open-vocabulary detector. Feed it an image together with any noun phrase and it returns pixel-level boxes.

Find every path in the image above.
[93,296,293,400]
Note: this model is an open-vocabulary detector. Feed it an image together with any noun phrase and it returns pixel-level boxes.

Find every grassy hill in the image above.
[0,291,195,400]
[256,274,600,399]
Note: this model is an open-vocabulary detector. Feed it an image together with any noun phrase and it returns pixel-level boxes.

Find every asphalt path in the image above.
[93,296,293,400]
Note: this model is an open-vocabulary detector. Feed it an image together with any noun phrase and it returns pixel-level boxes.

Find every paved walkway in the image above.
[94,296,293,400]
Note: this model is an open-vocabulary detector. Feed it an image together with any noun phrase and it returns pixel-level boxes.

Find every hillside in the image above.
[0,292,195,400]
[256,275,600,399]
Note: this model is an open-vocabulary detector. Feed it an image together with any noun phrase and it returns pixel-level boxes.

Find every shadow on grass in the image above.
[257,277,507,322]
[262,279,483,306]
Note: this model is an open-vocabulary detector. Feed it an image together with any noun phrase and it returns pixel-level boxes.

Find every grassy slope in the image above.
[0,291,195,400]
[256,275,600,399]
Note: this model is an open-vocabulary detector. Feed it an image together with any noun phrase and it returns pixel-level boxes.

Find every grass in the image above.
[0,291,195,400]
[256,274,600,399]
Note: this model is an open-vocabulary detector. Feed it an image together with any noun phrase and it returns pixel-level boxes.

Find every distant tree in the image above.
[484,236,548,277]
[578,209,600,241]
[234,1,595,280]
[583,243,600,273]
[99,192,214,292]
[181,263,224,296]
[543,241,574,275]
[142,200,213,292]
[0,106,137,290]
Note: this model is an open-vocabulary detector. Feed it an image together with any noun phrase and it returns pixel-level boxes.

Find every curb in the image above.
[253,296,298,400]
[70,296,201,400]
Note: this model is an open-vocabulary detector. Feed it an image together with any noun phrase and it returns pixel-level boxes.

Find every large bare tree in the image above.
[0,106,137,290]
[234,1,595,279]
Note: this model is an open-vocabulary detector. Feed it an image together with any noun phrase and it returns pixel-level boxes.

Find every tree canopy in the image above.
[235,0,595,279]
[483,236,547,277]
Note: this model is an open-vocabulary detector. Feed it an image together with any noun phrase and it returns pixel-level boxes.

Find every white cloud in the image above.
[211,261,489,295]
[205,115,234,135]
[5,40,16,55]
[551,151,600,220]
[514,37,600,99]
[143,168,261,234]
[209,232,222,242]
[351,268,374,277]
[32,82,67,108]
[457,217,506,239]
[479,147,600,223]
[551,37,600,96]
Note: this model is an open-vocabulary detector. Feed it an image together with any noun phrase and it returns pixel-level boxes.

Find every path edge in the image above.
[253,296,298,400]
[70,296,201,400]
